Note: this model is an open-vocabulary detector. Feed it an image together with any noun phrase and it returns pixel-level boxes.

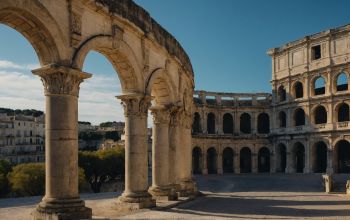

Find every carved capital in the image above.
[117,93,152,117]
[169,105,182,127]
[32,65,91,97]
[150,106,171,125]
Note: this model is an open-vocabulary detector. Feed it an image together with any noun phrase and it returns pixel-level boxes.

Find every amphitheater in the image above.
[192,25,350,176]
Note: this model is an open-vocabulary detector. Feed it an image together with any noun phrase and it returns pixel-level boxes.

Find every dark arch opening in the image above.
[278,85,286,102]
[314,106,327,124]
[336,73,348,92]
[223,113,233,134]
[222,147,234,173]
[279,111,286,128]
[312,141,327,173]
[277,144,287,173]
[336,140,350,173]
[293,142,305,173]
[314,76,326,95]
[240,113,251,134]
[207,147,217,174]
[294,81,304,99]
[192,147,202,174]
[192,112,201,134]
[294,108,305,126]
[207,113,216,134]
[338,103,350,122]
[257,113,270,134]
[258,147,270,173]
[240,147,251,173]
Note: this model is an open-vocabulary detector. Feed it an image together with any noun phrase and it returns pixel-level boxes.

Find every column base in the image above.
[178,179,198,198]
[116,191,156,211]
[31,197,92,220]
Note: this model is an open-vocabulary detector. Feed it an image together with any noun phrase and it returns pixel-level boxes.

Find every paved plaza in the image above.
[1,174,350,219]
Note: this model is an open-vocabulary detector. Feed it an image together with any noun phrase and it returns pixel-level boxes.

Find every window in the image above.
[314,76,326,95]
[240,113,251,134]
[278,85,286,102]
[279,111,286,128]
[294,108,305,126]
[338,103,349,122]
[314,105,327,124]
[294,81,303,99]
[257,113,270,134]
[312,45,321,60]
[207,113,216,134]
[336,73,348,92]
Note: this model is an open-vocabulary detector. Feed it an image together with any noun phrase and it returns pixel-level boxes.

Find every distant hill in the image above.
[0,108,44,117]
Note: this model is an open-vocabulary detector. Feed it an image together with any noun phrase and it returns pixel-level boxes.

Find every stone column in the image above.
[234,151,240,173]
[326,149,334,174]
[304,142,311,173]
[31,65,92,220]
[177,112,196,196]
[217,153,223,174]
[168,106,181,191]
[202,150,208,174]
[252,152,258,173]
[116,94,155,209]
[149,106,172,199]
[286,151,295,173]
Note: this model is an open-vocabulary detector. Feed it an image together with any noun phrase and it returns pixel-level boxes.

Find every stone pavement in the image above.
[1,174,350,219]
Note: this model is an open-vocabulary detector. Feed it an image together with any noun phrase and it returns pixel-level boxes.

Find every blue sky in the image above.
[1,0,350,124]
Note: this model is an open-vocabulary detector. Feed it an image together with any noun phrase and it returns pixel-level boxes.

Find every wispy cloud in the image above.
[0,60,39,70]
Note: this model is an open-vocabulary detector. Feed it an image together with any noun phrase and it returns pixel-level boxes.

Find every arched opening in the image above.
[222,147,234,173]
[192,112,201,134]
[294,108,305,126]
[257,113,270,134]
[240,147,251,173]
[312,141,327,173]
[293,142,305,173]
[279,111,287,128]
[314,105,327,124]
[314,76,326,95]
[223,113,233,134]
[258,147,270,173]
[207,113,216,134]
[336,140,350,173]
[277,144,287,172]
[336,73,348,92]
[338,103,350,122]
[294,81,304,99]
[240,113,251,134]
[192,147,202,174]
[278,85,286,102]
[207,147,217,174]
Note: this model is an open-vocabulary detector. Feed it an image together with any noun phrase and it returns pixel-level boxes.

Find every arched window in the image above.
[277,144,287,172]
[258,147,270,173]
[192,112,201,134]
[314,105,327,124]
[336,140,350,173]
[192,147,202,174]
[312,141,327,173]
[223,113,233,134]
[336,73,348,92]
[279,111,286,128]
[207,147,217,174]
[338,103,350,122]
[278,85,286,102]
[314,76,326,95]
[207,113,215,134]
[293,142,305,173]
[222,147,234,173]
[240,147,252,173]
[294,81,303,99]
[240,113,251,134]
[294,108,305,126]
[257,113,270,134]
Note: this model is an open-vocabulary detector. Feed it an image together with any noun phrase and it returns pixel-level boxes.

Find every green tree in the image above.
[104,131,120,141]
[78,147,124,193]
[0,159,12,196]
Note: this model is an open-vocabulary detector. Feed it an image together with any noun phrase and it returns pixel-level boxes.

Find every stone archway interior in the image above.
[313,142,327,173]
[240,147,252,173]
[258,147,270,173]
[278,144,287,172]
[336,140,350,173]
[222,147,234,173]
[192,147,202,174]
[207,147,217,174]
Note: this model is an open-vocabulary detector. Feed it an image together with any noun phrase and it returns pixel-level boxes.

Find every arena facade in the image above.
[192,24,350,175]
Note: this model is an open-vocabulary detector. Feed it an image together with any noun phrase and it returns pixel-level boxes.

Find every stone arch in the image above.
[334,71,349,92]
[240,113,251,134]
[207,147,217,174]
[72,35,143,93]
[222,147,234,173]
[192,112,201,134]
[222,113,233,134]
[192,147,202,174]
[207,112,216,134]
[293,81,304,99]
[278,85,286,102]
[312,141,327,173]
[293,107,305,126]
[335,102,350,122]
[292,142,305,173]
[276,143,287,172]
[0,0,63,65]
[146,68,176,105]
[257,112,270,134]
[258,147,270,173]
[240,147,252,173]
[312,105,327,124]
[278,111,287,128]
[335,139,350,173]
[312,75,326,96]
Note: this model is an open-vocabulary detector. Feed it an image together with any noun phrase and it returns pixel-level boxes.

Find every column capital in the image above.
[150,105,171,124]
[32,64,91,97]
[117,93,152,117]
